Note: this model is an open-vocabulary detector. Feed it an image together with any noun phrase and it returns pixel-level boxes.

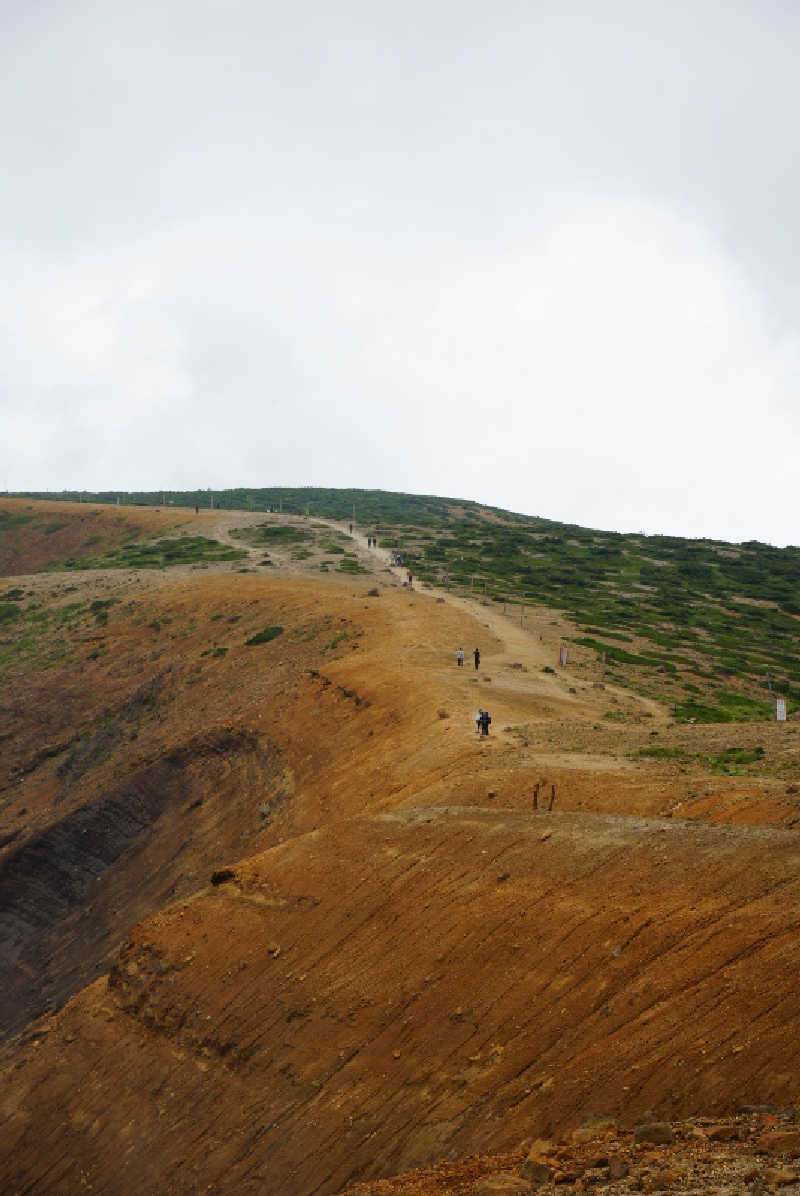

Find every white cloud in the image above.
[2,1,800,542]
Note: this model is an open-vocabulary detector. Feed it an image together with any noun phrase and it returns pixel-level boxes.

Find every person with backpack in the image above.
[456,647,464,667]
[480,709,491,737]
[473,647,480,670]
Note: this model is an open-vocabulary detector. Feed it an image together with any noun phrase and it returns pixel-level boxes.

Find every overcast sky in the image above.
[2,1,800,544]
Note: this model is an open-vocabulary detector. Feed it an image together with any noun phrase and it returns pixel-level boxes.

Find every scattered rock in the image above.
[634,1122,674,1146]
[572,1119,617,1144]
[608,1157,629,1180]
[438,709,449,719]
[475,1173,531,1194]
[707,1123,739,1141]
[758,1130,800,1156]
[520,1156,551,1183]
[764,1166,799,1185]
[366,588,380,597]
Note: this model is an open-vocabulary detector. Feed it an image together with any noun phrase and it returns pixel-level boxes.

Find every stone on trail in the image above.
[608,1156,630,1179]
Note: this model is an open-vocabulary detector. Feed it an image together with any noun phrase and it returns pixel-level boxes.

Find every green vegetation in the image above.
[338,554,368,574]
[245,625,284,645]
[10,488,800,722]
[45,536,247,571]
[633,744,765,775]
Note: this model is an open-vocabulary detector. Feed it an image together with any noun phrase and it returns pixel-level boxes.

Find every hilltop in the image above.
[1,494,800,1194]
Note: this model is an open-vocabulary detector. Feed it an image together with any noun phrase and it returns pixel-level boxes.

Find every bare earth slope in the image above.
[2,500,800,1195]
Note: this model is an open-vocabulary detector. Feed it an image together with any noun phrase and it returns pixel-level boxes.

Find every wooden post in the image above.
[533,783,539,810]
[548,784,556,812]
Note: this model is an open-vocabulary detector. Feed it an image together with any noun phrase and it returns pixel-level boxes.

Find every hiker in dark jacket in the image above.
[473,648,480,670]
[479,710,491,737]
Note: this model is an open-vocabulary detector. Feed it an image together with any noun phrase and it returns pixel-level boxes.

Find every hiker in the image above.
[480,709,491,737]
[475,708,483,733]
[349,522,353,534]
[473,647,480,670]
[456,647,464,667]
[408,571,413,588]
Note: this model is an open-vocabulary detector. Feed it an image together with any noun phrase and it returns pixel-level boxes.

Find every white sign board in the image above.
[559,644,569,667]
[776,697,787,722]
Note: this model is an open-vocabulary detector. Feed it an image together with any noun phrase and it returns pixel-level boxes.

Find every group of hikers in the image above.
[455,646,480,670]
[454,646,492,735]
[474,707,492,737]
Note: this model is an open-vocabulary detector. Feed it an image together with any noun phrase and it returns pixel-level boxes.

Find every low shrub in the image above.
[245,625,284,645]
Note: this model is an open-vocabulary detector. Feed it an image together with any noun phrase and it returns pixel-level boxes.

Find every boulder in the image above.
[634,1122,674,1146]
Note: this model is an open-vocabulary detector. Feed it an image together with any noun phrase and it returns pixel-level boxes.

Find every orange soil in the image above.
[1,502,800,1194]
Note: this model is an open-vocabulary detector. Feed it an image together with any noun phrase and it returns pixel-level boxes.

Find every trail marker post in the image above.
[776,695,787,722]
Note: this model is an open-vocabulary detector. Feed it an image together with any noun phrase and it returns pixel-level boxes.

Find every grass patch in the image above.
[338,555,368,574]
[45,536,247,571]
[245,625,284,645]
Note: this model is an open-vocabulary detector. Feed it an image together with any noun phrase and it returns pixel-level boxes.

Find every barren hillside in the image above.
[2,499,800,1195]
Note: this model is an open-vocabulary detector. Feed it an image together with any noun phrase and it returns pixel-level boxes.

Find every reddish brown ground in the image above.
[1,499,800,1195]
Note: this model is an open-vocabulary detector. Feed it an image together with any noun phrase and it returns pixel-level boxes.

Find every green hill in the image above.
[12,487,800,721]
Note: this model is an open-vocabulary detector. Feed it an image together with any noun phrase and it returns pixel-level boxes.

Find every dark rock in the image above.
[634,1122,674,1146]
[521,1157,551,1183]
[210,868,236,886]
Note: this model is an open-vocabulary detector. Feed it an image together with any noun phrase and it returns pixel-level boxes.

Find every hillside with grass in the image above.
[3,494,800,1194]
[12,488,800,724]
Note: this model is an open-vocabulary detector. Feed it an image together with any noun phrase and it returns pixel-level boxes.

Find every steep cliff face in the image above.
[0,728,289,1038]
[4,809,800,1195]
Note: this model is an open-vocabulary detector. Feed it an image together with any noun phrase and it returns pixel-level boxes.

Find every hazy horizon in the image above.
[3,2,800,545]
